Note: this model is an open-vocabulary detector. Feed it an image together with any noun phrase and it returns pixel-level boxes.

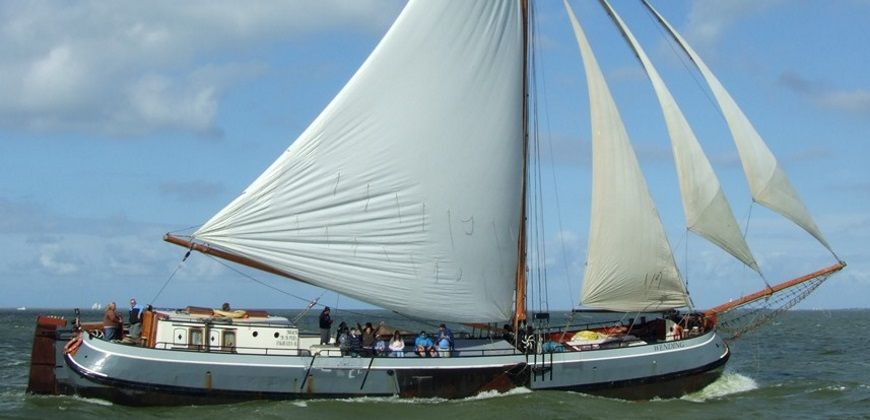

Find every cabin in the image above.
[137,307,314,355]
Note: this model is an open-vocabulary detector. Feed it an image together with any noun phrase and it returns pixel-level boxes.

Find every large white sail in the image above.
[193,1,524,322]
[564,1,688,312]
[641,0,834,256]
[600,0,759,273]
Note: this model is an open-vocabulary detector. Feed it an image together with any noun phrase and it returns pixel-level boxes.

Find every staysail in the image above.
[599,0,760,273]
[641,0,835,257]
[191,1,525,322]
[564,0,688,312]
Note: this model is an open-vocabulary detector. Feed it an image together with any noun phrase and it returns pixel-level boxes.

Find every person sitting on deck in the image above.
[336,322,350,356]
[358,321,382,356]
[437,324,454,349]
[671,318,684,340]
[374,338,387,356]
[348,327,363,357]
[414,331,436,357]
[389,330,405,357]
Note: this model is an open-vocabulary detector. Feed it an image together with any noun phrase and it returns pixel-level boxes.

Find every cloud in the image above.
[684,0,784,52]
[0,1,402,138]
[38,243,81,275]
[779,71,870,118]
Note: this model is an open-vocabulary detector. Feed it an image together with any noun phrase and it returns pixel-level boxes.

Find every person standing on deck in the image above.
[128,298,143,339]
[437,324,454,357]
[319,307,333,345]
[437,324,455,349]
[102,302,122,341]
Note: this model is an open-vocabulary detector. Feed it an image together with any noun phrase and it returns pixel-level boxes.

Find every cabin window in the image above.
[173,328,187,345]
[223,331,237,351]
[189,328,204,350]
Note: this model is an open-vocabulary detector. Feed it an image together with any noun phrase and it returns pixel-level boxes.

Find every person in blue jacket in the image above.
[414,331,436,357]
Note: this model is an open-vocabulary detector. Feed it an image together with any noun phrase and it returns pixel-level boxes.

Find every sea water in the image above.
[2,309,868,419]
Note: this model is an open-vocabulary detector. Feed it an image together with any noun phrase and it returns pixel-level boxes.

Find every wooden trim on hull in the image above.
[544,347,730,400]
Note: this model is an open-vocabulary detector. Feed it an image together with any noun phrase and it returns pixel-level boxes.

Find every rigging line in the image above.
[532,13,575,307]
[742,202,772,289]
[203,253,388,321]
[203,253,319,306]
[167,225,201,235]
[149,249,192,306]
[525,0,535,313]
[684,228,689,293]
[639,2,721,115]
[530,0,550,314]
[389,310,442,331]
[290,296,322,325]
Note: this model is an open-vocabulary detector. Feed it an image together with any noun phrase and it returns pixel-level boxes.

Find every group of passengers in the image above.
[333,319,385,357]
[101,298,145,342]
[413,324,455,357]
[324,306,456,358]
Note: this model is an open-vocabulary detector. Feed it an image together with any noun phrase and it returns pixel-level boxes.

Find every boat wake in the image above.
[68,395,114,407]
[681,372,758,402]
[461,387,533,401]
[310,387,533,406]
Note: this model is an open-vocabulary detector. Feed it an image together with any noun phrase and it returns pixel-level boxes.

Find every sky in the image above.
[1,0,868,313]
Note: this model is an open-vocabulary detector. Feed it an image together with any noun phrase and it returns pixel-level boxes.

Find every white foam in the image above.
[814,385,846,393]
[310,387,531,405]
[682,372,758,402]
[461,387,532,401]
[69,395,114,406]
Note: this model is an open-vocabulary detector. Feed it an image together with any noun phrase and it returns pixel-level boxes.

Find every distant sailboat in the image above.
[29,0,843,405]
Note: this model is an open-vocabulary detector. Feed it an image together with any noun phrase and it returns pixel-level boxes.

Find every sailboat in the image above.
[28,0,844,405]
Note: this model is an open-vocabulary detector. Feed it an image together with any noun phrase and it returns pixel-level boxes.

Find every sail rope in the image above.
[201,253,382,321]
[714,273,831,340]
[149,249,192,305]
[741,202,773,289]
[537,15,575,307]
[709,262,845,340]
[527,0,551,316]
[639,1,723,121]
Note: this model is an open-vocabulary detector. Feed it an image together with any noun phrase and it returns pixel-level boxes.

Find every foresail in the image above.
[600,0,759,273]
[564,0,688,312]
[193,1,525,322]
[641,0,835,257]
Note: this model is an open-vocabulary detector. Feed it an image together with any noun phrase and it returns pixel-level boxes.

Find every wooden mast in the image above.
[513,0,530,334]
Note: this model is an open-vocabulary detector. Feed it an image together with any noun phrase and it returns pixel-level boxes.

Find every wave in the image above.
[303,387,532,406]
[681,372,758,402]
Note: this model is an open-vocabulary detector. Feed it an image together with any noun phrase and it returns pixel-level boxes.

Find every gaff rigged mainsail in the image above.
[173,1,526,323]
